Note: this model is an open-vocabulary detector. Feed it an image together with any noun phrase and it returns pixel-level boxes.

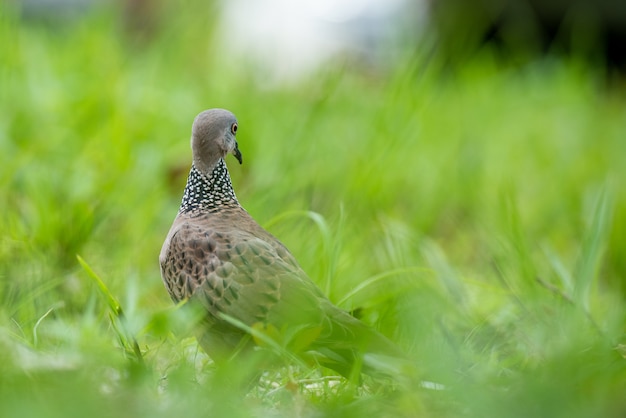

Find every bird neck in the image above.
[178,160,239,214]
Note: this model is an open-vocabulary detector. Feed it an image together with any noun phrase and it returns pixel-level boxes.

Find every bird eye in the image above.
[231,123,238,134]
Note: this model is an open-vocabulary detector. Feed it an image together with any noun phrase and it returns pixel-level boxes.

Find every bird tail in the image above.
[311,307,419,382]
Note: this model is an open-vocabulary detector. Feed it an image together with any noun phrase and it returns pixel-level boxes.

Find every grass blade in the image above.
[76,255,143,363]
[574,187,613,311]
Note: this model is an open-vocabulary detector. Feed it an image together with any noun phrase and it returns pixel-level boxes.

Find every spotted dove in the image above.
[159,109,410,379]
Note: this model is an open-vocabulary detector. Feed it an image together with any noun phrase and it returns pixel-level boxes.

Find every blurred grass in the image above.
[1,2,625,417]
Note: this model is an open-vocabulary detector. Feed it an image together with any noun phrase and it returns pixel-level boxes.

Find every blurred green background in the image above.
[1,1,625,417]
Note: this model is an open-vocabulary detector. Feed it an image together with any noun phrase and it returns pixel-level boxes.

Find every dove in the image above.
[160,109,412,380]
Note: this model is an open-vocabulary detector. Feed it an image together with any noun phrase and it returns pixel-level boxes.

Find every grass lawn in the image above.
[1,3,625,417]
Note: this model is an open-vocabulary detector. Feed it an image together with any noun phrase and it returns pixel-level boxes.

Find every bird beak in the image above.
[233,142,243,164]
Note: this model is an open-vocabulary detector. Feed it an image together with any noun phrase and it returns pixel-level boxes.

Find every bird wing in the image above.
[160,218,329,348]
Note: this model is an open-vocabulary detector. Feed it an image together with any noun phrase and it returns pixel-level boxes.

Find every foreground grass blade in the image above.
[574,188,613,312]
[336,267,427,307]
[218,312,307,368]
[77,255,143,363]
[76,255,122,316]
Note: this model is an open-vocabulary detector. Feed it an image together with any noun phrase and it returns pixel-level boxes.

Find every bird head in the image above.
[191,108,242,174]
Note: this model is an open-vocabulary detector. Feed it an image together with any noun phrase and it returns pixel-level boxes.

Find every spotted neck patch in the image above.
[179,160,239,214]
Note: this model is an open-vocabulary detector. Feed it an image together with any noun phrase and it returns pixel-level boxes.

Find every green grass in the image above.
[1,3,625,417]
